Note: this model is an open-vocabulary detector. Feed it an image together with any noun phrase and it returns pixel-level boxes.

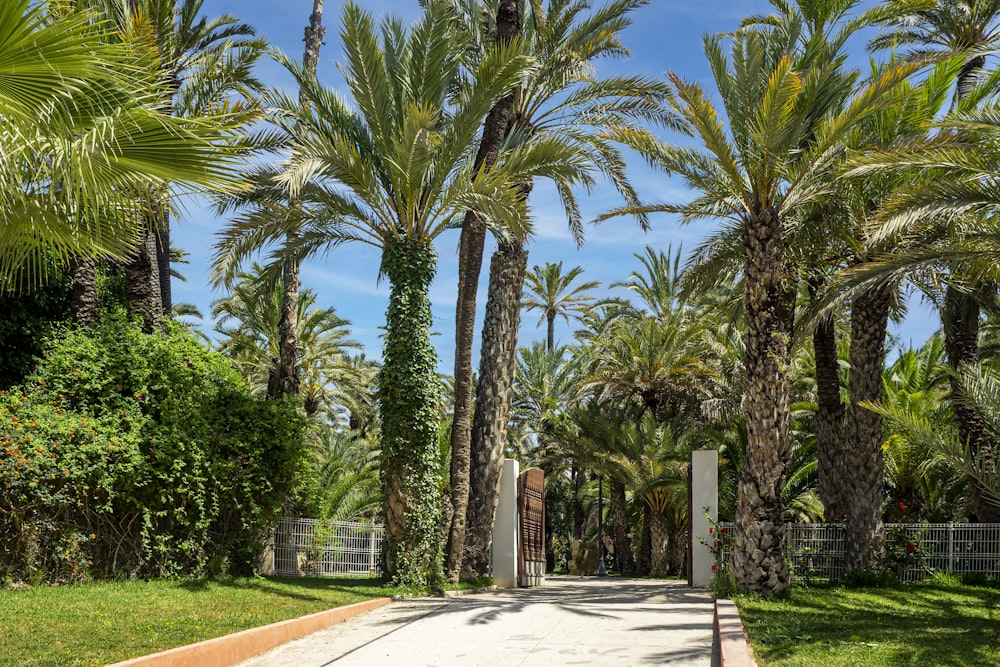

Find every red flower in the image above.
[720,527,728,534]
[837,513,846,522]
[712,541,718,549]
[711,563,718,571]
[899,501,907,511]
[708,527,714,534]
[906,542,915,552]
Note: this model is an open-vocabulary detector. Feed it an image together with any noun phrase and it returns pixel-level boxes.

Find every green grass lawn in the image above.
[0,576,396,667]
[736,581,1000,666]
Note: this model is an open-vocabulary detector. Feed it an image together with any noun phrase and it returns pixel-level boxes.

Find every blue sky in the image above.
[174,0,940,371]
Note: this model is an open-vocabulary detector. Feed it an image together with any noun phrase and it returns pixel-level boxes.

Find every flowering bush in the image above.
[697,511,734,596]
[884,524,928,581]
[1,316,309,584]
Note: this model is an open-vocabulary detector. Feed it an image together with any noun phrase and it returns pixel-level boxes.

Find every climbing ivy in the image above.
[378,237,444,589]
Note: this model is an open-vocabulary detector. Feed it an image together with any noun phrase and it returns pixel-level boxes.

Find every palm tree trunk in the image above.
[813,298,846,520]
[275,0,326,399]
[944,286,1000,522]
[445,0,521,583]
[844,286,891,573]
[572,463,584,540]
[69,256,100,326]
[155,211,171,318]
[637,503,652,576]
[546,312,555,351]
[609,476,635,576]
[648,506,669,577]
[125,216,163,333]
[461,237,528,578]
[379,237,443,588]
[733,205,794,595]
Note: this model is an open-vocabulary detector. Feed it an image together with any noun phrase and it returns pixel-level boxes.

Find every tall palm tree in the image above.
[215,1,576,587]
[605,19,910,593]
[75,0,265,328]
[277,0,327,400]
[0,0,237,297]
[442,0,522,584]
[461,0,673,580]
[522,262,600,351]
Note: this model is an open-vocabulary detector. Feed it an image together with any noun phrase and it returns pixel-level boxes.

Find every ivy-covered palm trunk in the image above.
[461,238,528,578]
[843,286,890,573]
[379,237,443,588]
[733,206,795,596]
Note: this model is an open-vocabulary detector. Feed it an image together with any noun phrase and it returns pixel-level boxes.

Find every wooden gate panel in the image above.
[517,467,545,587]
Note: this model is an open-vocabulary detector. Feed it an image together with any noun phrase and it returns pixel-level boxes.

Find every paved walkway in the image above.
[236,577,715,666]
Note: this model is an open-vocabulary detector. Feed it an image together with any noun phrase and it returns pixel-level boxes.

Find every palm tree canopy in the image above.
[523,261,600,327]
[0,0,240,291]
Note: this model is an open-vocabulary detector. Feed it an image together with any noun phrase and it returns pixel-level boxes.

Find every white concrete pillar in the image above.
[492,458,520,588]
[691,449,719,588]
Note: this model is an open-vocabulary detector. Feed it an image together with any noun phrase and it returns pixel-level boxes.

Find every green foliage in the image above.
[0,315,309,584]
[0,273,71,389]
[699,512,736,598]
[884,523,929,581]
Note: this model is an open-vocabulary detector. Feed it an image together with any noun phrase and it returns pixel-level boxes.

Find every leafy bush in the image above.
[0,316,309,584]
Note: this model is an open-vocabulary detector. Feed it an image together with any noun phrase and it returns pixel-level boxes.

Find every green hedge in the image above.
[0,316,309,584]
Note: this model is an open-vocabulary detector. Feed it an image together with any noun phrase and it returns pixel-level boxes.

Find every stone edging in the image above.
[105,596,393,667]
[715,598,757,666]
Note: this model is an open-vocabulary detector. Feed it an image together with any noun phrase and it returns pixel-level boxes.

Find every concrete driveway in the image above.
[236,577,715,666]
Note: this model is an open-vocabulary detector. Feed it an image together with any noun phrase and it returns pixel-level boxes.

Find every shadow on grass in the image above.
[737,582,1000,666]
[172,575,393,604]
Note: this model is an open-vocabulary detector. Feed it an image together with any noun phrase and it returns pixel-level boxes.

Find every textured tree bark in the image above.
[609,476,635,575]
[843,286,891,573]
[125,218,163,333]
[461,238,528,578]
[813,299,846,520]
[155,212,171,317]
[445,0,521,583]
[275,0,326,399]
[648,506,669,577]
[637,503,652,576]
[69,257,100,326]
[546,312,555,351]
[944,286,1000,522]
[732,206,795,595]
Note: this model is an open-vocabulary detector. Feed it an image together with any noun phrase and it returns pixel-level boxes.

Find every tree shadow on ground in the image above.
[737,582,1000,666]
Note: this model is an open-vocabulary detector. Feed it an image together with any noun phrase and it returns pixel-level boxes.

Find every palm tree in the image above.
[442,0,522,584]
[74,0,265,328]
[277,0,327,400]
[215,1,572,587]
[605,19,910,593]
[522,262,600,351]
[212,267,361,418]
[461,0,673,580]
[0,0,237,295]
[870,0,1000,523]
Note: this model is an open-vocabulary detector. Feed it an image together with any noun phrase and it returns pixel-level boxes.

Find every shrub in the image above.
[0,316,309,583]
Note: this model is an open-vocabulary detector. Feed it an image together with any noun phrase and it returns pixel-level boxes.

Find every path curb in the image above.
[715,599,756,666]
[105,596,393,667]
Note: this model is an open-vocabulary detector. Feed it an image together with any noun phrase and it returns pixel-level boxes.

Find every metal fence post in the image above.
[369,520,377,573]
[948,522,954,575]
